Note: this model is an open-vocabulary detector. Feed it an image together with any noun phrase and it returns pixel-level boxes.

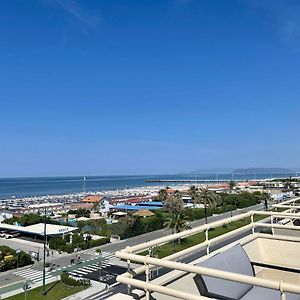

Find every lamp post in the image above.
[98,250,102,282]
[204,196,208,224]
[16,249,20,269]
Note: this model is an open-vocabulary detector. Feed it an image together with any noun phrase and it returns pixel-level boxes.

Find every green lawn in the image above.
[5,281,88,300]
[142,213,271,258]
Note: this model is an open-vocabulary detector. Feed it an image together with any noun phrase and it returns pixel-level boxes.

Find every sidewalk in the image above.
[61,280,107,300]
[1,276,59,299]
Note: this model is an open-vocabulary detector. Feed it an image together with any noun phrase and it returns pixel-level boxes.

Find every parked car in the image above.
[5,231,20,239]
[0,230,8,238]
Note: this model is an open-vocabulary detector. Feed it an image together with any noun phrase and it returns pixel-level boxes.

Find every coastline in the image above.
[0,173,297,201]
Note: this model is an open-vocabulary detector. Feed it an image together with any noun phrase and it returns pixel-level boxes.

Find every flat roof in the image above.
[0,223,77,236]
[113,211,127,216]
[113,204,161,211]
[28,203,63,208]
[137,201,163,206]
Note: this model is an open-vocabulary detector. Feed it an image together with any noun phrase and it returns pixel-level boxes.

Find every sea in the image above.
[0,173,298,200]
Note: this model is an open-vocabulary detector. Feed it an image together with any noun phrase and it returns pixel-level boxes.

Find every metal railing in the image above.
[116,209,300,300]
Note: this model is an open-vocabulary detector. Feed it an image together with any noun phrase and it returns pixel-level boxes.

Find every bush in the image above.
[49,235,109,253]
[61,272,90,286]
[3,213,62,226]
[0,247,32,271]
[16,251,33,268]
[89,237,110,248]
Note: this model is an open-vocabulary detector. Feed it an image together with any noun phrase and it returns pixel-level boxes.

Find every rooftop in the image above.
[0,222,77,236]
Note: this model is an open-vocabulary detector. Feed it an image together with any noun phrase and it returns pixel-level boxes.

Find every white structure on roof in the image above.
[0,223,77,236]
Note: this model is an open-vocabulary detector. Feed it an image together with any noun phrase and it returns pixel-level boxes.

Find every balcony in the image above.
[115,199,300,300]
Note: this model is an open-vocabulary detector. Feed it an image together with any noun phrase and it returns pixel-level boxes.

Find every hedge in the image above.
[61,272,90,286]
[49,236,110,253]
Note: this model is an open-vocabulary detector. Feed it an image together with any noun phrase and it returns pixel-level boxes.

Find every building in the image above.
[0,223,77,238]
[82,195,104,204]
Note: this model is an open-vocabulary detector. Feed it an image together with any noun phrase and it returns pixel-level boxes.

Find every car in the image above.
[5,231,20,239]
[0,230,8,238]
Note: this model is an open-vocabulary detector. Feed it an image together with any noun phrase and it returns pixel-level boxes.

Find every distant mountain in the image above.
[181,168,233,175]
[232,168,294,174]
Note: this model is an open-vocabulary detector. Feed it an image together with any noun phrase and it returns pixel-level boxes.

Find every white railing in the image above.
[116,209,300,300]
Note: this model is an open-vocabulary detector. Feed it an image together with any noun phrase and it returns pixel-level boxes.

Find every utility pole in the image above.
[204,196,208,224]
[42,206,47,295]
[99,251,102,282]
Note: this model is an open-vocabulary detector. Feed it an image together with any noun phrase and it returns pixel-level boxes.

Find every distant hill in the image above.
[181,168,233,175]
[232,168,294,174]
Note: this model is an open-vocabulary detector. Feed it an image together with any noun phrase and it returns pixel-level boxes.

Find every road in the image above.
[100,203,264,253]
[83,228,254,300]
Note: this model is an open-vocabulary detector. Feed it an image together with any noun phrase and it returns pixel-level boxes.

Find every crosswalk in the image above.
[13,268,54,284]
[84,250,115,260]
[86,289,113,300]
[68,261,112,278]
[12,251,116,286]
[101,251,115,260]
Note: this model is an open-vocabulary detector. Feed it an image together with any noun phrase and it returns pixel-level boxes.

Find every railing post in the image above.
[127,259,131,294]
[145,256,150,300]
[251,213,255,234]
[205,227,210,255]
[280,280,286,300]
[271,215,274,235]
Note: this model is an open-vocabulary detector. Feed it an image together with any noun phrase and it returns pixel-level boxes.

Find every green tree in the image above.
[164,212,190,244]
[189,186,201,207]
[163,191,184,213]
[157,189,168,202]
[229,180,236,190]
[200,189,220,223]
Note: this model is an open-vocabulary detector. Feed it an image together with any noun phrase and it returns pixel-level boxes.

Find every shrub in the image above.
[0,248,32,271]
[61,272,90,286]
[16,251,33,268]
[89,238,110,248]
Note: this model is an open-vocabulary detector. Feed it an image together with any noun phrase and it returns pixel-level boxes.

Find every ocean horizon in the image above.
[0,173,298,200]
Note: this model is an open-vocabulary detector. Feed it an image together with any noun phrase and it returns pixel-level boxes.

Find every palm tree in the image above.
[163,191,184,213]
[164,212,190,245]
[261,192,272,210]
[157,189,168,202]
[200,189,219,223]
[189,185,200,207]
[284,180,293,191]
[229,180,236,190]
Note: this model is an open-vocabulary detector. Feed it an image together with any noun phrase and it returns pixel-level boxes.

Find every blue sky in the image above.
[0,0,300,177]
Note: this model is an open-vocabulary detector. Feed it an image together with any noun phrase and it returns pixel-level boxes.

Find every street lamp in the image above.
[16,249,20,269]
[204,196,208,224]
[98,251,102,282]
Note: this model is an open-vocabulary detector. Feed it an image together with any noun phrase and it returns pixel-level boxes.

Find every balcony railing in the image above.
[116,208,300,300]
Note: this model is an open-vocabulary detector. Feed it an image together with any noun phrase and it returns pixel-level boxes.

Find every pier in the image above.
[145,179,259,184]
